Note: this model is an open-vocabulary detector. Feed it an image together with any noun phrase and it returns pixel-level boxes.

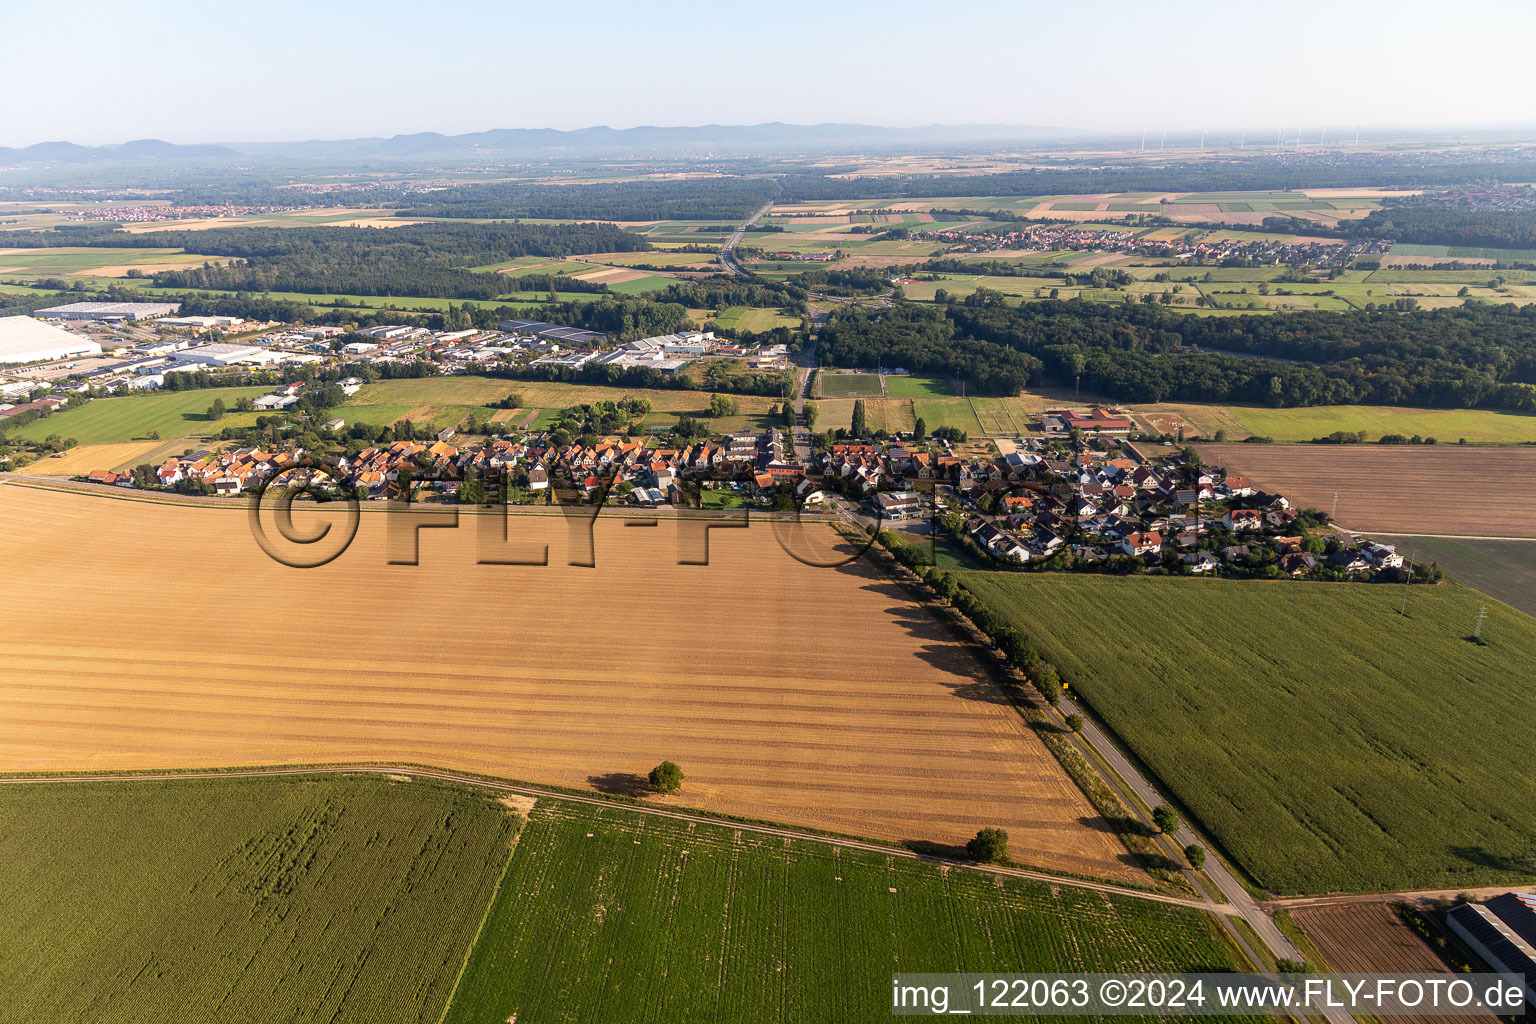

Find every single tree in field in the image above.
[966,827,1009,865]
[649,761,684,795]
[850,398,868,438]
[1153,805,1181,834]
[709,393,733,418]
[1184,844,1206,869]
[913,416,926,441]
[207,397,226,421]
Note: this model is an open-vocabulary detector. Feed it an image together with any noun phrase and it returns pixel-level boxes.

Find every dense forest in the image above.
[1349,204,1536,250]
[129,222,647,300]
[776,154,1536,203]
[394,177,780,222]
[0,220,647,258]
[821,299,1536,411]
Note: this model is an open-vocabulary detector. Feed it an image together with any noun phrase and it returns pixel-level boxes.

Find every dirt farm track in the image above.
[1198,444,1536,538]
[0,485,1132,880]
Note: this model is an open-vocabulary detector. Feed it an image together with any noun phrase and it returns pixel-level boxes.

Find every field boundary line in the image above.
[435,829,522,1024]
[0,763,1229,914]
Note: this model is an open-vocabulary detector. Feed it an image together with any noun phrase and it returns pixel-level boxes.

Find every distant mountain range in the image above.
[0,122,1073,164]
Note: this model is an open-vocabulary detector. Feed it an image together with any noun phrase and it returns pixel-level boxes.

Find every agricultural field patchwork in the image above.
[959,573,1536,895]
[1,488,1132,879]
[0,775,518,1024]
[442,801,1251,1024]
[0,246,224,278]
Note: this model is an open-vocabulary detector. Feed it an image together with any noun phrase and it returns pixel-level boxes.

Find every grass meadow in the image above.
[9,387,268,444]
[960,573,1536,895]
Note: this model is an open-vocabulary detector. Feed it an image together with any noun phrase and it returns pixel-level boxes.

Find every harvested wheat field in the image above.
[1293,904,1501,1024]
[0,485,1133,879]
[24,440,171,476]
[1200,444,1536,538]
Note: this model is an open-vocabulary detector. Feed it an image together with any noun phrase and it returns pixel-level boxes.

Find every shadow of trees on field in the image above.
[588,772,651,798]
[1450,844,1536,876]
[904,838,969,861]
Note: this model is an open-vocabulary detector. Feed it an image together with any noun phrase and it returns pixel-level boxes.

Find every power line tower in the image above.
[1330,491,1339,523]
[1473,604,1488,642]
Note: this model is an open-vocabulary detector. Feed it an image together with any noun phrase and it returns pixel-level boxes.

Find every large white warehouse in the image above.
[0,316,103,365]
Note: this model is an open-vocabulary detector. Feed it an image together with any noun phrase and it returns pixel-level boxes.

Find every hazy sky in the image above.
[8,0,1536,147]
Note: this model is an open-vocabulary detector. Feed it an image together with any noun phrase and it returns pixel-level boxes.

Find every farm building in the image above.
[0,316,103,364]
[1048,407,1133,435]
[1447,893,1536,1004]
[33,301,181,322]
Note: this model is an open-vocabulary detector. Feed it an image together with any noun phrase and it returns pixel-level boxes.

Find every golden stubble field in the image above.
[1200,444,1536,538]
[0,485,1133,879]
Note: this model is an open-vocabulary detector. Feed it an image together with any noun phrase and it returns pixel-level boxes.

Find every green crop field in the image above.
[819,372,883,397]
[711,305,800,333]
[442,801,1252,1024]
[1226,404,1536,444]
[959,573,1536,895]
[1391,536,1536,619]
[0,247,222,277]
[8,386,268,444]
[0,775,518,1024]
[883,374,957,398]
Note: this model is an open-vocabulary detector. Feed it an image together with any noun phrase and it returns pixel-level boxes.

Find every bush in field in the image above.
[649,761,684,795]
[966,827,1010,865]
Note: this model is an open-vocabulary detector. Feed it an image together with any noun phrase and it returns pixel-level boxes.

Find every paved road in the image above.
[0,763,1223,913]
[720,200,775,276]
[1055,690,1309,963]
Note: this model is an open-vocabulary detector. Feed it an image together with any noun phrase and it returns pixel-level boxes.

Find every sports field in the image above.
[883,374,957,398]
[342,377,780,432]
[0,486,1132,879]
[959,572,1536,895]
[1200,444,1536,538]
[0,775,517,1024]
[818,372,883,397]
[7,387,268,444]
[814,397,915,434]
[443,801,1251,1024]
[912,397,985,436]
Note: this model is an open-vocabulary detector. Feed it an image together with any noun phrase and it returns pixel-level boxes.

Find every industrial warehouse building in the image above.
[0,316,103,364]
[1447,893,1536,1004]
[33,301,181,322]
[171,343,280,367]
